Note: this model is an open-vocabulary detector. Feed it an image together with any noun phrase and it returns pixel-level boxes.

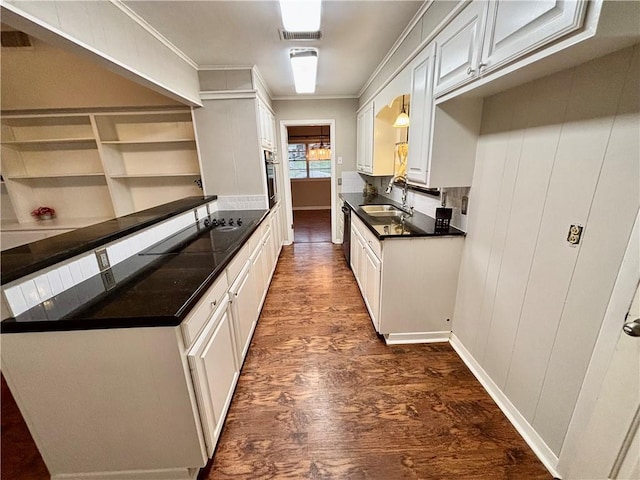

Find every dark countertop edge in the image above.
[340,193,465,239]
[1,209,269,334]
[1,196,217,285]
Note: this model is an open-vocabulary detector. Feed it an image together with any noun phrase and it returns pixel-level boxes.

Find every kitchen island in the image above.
[1,197,285,480]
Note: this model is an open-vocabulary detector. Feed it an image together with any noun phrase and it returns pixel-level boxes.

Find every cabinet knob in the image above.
[211,300,217,308]
[466,66,476,76]
[478,62,487,72]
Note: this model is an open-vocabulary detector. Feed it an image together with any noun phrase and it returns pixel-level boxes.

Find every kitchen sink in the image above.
[360,204,404,216]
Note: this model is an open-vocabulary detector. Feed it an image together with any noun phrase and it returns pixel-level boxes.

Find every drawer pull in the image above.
[211,300,217,308]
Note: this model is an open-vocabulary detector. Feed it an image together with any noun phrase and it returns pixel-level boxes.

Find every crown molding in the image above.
[110,0,199,70]
[199,90,257,101]
[357,0,434,98]
[272,94,358,101]
[198,65,254,71]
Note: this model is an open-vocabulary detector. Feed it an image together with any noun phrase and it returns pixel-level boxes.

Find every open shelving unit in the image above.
[1,108,203,248]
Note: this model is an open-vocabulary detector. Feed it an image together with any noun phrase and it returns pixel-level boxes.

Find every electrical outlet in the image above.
[95,248,110,270]
[101,269,116,290]
[567,224,583,245]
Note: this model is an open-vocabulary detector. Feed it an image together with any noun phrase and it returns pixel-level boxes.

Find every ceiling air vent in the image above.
[1,31,32,48]
[280,29,322,41]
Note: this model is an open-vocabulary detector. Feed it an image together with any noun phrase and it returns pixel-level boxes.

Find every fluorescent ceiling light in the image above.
[290,49,318,94]
[279,0,321,32]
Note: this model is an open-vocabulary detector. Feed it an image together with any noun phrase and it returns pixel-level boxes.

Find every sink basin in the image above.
[360,204,404,216]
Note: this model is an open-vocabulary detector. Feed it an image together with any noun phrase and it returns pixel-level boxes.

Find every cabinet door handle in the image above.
[466,66,476,76]
[478,62,487,73]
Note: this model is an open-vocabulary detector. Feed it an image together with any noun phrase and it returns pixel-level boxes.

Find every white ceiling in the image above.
[122,1,424,98]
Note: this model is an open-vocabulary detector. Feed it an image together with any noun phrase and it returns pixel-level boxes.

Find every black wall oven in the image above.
[264,149,278,209]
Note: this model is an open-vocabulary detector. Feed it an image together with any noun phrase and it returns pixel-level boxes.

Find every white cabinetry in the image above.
[434,0,587,97]
[229,261,258,363]
[434,0,488,96]
[406,44,436,185]
[356,102,374,174]
[258,101,276,151]
[349,211,464,342]
[362,244,382,331]
[187,295,238,457]
[350,216,382,331]
[481,0,588,74]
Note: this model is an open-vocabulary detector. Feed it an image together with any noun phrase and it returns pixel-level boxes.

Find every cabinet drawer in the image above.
[181,274,229,348]
[226,242,251,284]
[352,214,382,259]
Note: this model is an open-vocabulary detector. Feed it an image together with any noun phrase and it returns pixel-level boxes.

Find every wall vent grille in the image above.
[279,30,322,41]
[1,31,32,48]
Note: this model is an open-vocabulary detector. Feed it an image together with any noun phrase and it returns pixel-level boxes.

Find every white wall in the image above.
[2,0,200,105]
[193,98,264,197]
[453,45,639,459]
[1,38,180,110]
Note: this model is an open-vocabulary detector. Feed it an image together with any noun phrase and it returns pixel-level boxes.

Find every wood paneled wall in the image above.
[453,45,639,456]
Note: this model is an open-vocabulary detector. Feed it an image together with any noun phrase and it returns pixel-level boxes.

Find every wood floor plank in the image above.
[201,241,551,479]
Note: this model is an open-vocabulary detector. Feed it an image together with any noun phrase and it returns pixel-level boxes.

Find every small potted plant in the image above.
[31,206,56,221]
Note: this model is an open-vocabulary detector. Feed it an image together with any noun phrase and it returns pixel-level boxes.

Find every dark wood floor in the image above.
[293,209,332,243]
[200,242,551,479]
[1,211,550,479]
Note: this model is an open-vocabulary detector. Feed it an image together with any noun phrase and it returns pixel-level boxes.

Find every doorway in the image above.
[278,119,337,245]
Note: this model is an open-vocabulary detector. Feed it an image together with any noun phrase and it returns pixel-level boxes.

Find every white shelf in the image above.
[1,107,200,224]
[8,173,106,180]
[100,139,195,145]
[2,138,96,146]
[110,173,200,178]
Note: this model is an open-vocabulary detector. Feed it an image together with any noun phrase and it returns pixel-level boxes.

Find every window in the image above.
[288,143,331,179]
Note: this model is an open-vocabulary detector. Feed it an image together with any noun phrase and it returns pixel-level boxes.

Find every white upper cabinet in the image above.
[406,43,436,185]
[356,102,374,174]
[434,0,588,97]
[433,0,488,96]
[258,101,276,151]
[481,0,588,74]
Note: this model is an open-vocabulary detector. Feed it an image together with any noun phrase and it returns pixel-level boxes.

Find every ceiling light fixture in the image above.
[279,0,322,32]
[290,48,318,94]
[393,95,410,128]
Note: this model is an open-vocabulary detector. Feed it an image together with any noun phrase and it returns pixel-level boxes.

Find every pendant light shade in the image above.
[309,125,331,160]
[393,95,410,128]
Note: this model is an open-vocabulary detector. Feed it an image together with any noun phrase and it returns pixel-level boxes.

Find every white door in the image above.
[363,245,382,332]
[406,43,436,185]
[560,213,640,479]
[481,0,587,73]
[433,0,488,96]
[230,262,258,363]
[187,296,238,457]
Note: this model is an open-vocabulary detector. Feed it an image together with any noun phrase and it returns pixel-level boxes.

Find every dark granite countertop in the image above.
[341,193,465,238]
[1,196,217,285]
[1,209,268,333]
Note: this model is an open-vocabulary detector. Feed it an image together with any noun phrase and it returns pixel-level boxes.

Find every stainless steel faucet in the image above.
[385,174,414,216]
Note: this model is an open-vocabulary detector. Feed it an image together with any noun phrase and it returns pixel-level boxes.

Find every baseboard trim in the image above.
[292,206,331,211]
[449,334,561,479]
[52,467,198,480]
[384,331,450,344]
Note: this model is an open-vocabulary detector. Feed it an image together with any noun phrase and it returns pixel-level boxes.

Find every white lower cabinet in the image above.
[229,261,258,363]
[187,295,238,457]
[362,244,382,331]
[350,213,464,342]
